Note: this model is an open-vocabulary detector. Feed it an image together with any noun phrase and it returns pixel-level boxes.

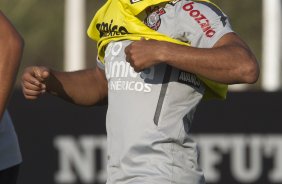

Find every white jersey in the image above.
[0,110,22,171]
[98,0,233,183]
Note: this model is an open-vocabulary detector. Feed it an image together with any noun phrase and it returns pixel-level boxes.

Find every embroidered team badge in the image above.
[144,8,166,31]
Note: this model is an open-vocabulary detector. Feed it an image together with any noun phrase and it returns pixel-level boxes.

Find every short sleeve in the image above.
[169,0,234,48]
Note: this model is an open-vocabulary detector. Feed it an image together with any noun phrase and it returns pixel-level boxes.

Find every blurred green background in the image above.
[1,0,262,89]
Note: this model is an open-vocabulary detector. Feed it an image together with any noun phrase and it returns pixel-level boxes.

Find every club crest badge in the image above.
[144,8,166,31]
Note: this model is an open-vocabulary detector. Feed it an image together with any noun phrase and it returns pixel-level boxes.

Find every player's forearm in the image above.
[0,11,24,119]
[46,68,108,106]
[160,38,259,85]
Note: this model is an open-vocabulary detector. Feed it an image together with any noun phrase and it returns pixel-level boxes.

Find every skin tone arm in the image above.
[0,11,24,119]
[22,33,258,104]
[21,66,108,106]
[125,32,260,85]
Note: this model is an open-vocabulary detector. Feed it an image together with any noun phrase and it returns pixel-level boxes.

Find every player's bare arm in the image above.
[21,66,108,106]
[0,11,24,119]
[125,32,259,85]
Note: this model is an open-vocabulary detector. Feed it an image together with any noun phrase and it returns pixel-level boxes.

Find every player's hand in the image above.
[125,38,166,72]
[21,66,50,100]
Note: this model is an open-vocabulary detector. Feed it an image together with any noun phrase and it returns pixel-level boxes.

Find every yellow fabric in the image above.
[87,0,228,100]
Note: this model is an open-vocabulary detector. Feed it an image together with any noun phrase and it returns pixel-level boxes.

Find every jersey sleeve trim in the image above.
[96,56,105,70]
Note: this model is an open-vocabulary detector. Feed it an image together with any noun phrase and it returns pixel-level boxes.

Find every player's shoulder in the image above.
[163,0,233,47]
[166,0,230,35]
[167,0,227,17]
